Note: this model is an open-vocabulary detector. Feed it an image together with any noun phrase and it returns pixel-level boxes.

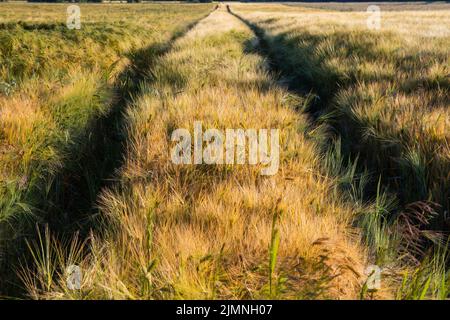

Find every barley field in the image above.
[0,2,449,300]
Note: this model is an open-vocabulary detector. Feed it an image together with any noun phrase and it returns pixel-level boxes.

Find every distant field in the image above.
[284,1,450,11]
[0,2,449,300]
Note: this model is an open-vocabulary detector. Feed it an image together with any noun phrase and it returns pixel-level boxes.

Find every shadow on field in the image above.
[1,8,217,298]
[228,6,449,239]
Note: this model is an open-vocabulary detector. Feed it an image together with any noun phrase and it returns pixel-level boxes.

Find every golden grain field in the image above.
[0,2,449,300]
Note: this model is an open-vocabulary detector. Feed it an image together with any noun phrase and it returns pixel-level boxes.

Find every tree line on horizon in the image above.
[0,0,436,3]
